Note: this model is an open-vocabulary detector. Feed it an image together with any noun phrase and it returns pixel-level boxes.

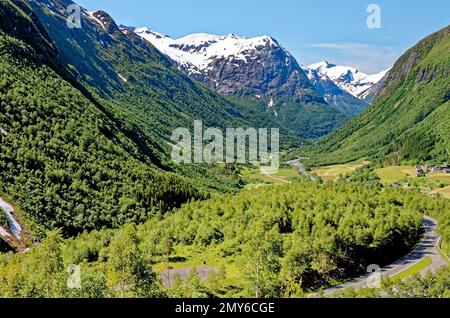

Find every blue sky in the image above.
[76,0,449,73]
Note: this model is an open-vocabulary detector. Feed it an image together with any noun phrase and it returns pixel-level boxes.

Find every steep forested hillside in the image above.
[300,25,450,165]
[1,0,448,301]
[226,95,348,139]
[28,0,283,134]
[0,33,204,233]
[0,0,300,234]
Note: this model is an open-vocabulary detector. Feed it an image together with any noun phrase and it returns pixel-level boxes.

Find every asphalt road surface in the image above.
[322,215,447,295]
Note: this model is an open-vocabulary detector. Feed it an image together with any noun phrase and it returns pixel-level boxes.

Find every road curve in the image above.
[322,215,447,295]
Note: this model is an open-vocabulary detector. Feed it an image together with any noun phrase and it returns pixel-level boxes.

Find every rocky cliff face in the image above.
[193,38,317,99]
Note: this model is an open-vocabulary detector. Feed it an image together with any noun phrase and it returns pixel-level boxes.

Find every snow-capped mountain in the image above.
[135,28,386,111]
[304,67,369,116]
[308,61,389,99]
[135,28,278,75]
[134,27,322,100]
[133,27,390,135]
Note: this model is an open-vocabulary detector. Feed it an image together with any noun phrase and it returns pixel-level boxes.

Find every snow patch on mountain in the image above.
[86,11,107,31]
[117,73,128,82]
[308,61,389,98]
[135,27,281,75]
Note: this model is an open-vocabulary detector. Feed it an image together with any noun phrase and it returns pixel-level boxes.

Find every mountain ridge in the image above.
[134,27,388,101]
[135,27,386,138]
[135,27,321,100]
[307,61,390,99]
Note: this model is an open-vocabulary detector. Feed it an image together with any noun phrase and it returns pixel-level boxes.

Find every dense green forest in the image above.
[0,0,301,234]
[2,179,449,298]
[296,25,450,166]
[0,33,205,234]
[225,94,348,139]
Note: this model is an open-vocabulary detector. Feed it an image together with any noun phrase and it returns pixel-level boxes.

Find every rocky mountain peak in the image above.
[308,61,390,98]
[135,28,319,100]
[87,10,120,35]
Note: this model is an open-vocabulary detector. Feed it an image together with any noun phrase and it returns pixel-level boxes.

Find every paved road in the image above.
[322,215,447,295]
[0,225,11,239]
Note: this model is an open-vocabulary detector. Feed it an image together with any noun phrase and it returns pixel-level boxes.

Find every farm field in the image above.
[427,173,450,183]
[431,186,450,199]
[311,162,368,182]
[374,166,417,185]
[241,166,299,187]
